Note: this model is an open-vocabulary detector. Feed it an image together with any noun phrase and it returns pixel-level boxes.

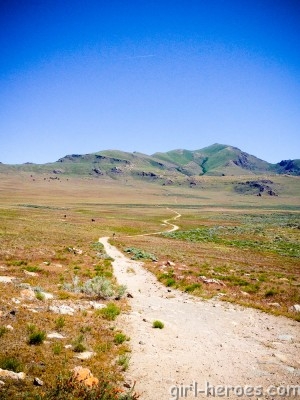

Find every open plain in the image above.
[0,171,299,399]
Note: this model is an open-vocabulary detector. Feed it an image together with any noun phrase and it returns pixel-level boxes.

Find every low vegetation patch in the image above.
[164,221,300,258]
[0,372,139,400]
[55,316,65,331]
[184,283,202,293]
[121,210,300,320]
[114,333,129,345]
[35,290,45,301]
[124,247,157,261]
[117,354,130,371]
[72,334,87,353]
[152,320,164,329]
[98,303,121,321]
[24,265,42,272]
[0,172,299,398]
[0,356,23,372]
[28,329,46,345]
[63,275,127,300]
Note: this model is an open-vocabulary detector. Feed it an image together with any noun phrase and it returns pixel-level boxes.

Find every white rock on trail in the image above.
[20,289,36,300]
[47,332,66,339]
[74,351,95,360]
[0,369,26,380]
[89,301,106,310]
[49,305,75,315]
[289,304,300,313]
[0,276,15,283]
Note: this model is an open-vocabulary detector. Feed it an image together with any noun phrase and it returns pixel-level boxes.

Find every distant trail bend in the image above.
[125,208,181,238]
[99,211,300,400]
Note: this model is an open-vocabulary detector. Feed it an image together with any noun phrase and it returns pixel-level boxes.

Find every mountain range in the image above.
[1,143,299,179]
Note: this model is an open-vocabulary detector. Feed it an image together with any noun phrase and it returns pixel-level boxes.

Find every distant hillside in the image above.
[0,143,299,179]
[153,144,271,176]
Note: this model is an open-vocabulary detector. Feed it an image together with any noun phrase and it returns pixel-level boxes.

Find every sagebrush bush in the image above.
[82,276,126,300]
[124,247,157,261]
[63,275,81,293]
[64,275,126,300]
[83,276,114,298]
[117,355,130,371]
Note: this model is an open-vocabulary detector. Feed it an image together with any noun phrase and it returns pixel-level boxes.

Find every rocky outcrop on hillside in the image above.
[234,179,278,196]
[276,159,300,175]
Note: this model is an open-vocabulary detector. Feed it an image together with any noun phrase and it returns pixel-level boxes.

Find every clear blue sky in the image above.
[0,0,299,164]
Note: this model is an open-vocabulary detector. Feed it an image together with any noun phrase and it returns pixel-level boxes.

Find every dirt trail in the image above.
[126,208,181,237]
[99,212,300,400]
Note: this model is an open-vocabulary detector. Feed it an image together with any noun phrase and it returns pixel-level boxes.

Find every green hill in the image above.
[0,143,299,179]
[153,144,271,176]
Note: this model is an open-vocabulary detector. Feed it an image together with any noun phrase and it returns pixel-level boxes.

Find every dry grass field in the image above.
[0,171,299,398]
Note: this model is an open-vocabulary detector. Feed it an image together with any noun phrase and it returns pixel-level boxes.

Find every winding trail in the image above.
[126,208,181,237]
[99,211,300,399]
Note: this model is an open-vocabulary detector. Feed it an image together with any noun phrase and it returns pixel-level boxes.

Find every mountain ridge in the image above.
[1,143,299,177]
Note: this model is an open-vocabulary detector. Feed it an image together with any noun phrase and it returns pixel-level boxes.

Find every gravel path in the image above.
[99,214,300,400]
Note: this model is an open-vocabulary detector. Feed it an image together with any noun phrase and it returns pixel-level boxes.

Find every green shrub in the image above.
[152,320,164,329]
[114,333,128,345]
[0,356,23,372]
[52,342,63,355]
[55,316,65,331]
[117,354,130,371]
[265,288,278,297]
[80,326,92,334]
[98,303,121,321]
[28,330,46,345]
[27,323,36,333]
[24,265,41,273]
[72,334,86,353]
[165,278,176,287]
[184,283,202,293]
[9,260,27,266]
[243,283,260,293]
[35,291,45,301]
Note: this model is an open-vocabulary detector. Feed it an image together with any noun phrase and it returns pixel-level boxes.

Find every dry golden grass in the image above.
[0,173,144,398]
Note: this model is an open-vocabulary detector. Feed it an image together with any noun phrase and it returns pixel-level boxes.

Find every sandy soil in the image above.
[99,215,300,400]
